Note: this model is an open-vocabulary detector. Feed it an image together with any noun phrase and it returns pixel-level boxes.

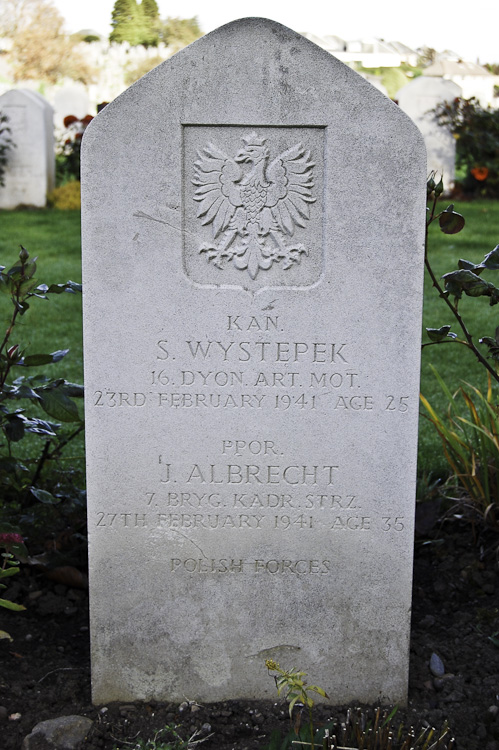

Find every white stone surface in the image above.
[0,89,54,208]
[82,18,426,707]
[397,77,461,189]
[21,90,56,193]
[53,84,91,130]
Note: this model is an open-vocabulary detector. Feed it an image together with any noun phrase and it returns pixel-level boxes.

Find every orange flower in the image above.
[471,166,489,181]
[63,115,78,128]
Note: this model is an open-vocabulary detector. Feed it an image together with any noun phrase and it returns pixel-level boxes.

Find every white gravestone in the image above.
[82,18,426,706]
[21,90,56,194]
[397,76,461,189]
[53,84,91,130]
[0,89,54,208]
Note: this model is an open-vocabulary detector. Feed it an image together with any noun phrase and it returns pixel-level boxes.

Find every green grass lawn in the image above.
[1,202,499,483]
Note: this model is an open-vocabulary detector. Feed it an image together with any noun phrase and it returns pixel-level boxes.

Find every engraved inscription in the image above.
[192,131,316,279]
[170,559,331,574]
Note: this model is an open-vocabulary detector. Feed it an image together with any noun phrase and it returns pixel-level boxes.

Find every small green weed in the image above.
[265,660,328,750]
[113,724,211,750]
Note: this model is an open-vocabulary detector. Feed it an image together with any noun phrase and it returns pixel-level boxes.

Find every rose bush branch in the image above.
[0,246,83,506]
[424,174,499,384]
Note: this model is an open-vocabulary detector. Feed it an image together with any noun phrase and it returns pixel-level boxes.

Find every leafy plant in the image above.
[265,660,329,749]
[421,176,499,516]
[433,97,499,198]
[47,181,81,210]
[264,705,454,750]
[0,524,28,641]
[423,173,499,385]
[420,369,499,526]
[0,111,15,187]
[0,246,83,515]
[56,114,93,185]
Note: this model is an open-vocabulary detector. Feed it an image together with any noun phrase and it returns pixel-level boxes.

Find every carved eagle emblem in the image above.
[192,132,316,280]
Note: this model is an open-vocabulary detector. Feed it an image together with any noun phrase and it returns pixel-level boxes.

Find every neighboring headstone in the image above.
[397,76,461,189]
[0,89,54,208]
[21,90,56,193]
[82,18,426,707]
[53,84,91,130]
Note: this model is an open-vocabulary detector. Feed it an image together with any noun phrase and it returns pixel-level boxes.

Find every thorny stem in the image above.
[29,424,85,490]
[0,257,25,391]
[425,192,499,384]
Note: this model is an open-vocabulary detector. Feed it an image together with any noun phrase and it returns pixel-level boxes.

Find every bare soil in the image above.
[1,515,499,749]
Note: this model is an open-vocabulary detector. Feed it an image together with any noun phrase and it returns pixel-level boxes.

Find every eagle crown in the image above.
[235,132,270,165]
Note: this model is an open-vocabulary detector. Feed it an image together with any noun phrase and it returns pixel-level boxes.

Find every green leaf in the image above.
[439,206,465,234]
[7,263,24,279]
[480,328,499,361]
[460,246,499,275]
[46,280,82,295]
[10,382,40,400]
[30,487,60,505]
[3,414,25,442]
[0,566,20,579]
[24,417,58,437]
[22,349,69,366]
[18,278,38,297]
[442,270,499,304]
[22,259,37,279]
[61,382,84,398]
[0,630,13,641]
[480,245,499,270]
[382,706,399,726]
[0,598,26,611]
[426,325,458,342]
[308,685,329,698]
[288,693,302,717]
[458,258,480,272]
[38,387,81,422]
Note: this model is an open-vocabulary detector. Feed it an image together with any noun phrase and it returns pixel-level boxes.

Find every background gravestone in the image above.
[397,76,461,189]
[21,90,56,194]
[53,84,91,130]
[82,18,426,706]
[0,89,54,208]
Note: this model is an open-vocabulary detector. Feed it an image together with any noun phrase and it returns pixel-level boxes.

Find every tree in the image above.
[0,0,39,38]
[141,0,159,46]
[110,0,142,45]
[159,16,202,51]
[5,0,94,84]
[110,0,158,47]
[141,0,159,22]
